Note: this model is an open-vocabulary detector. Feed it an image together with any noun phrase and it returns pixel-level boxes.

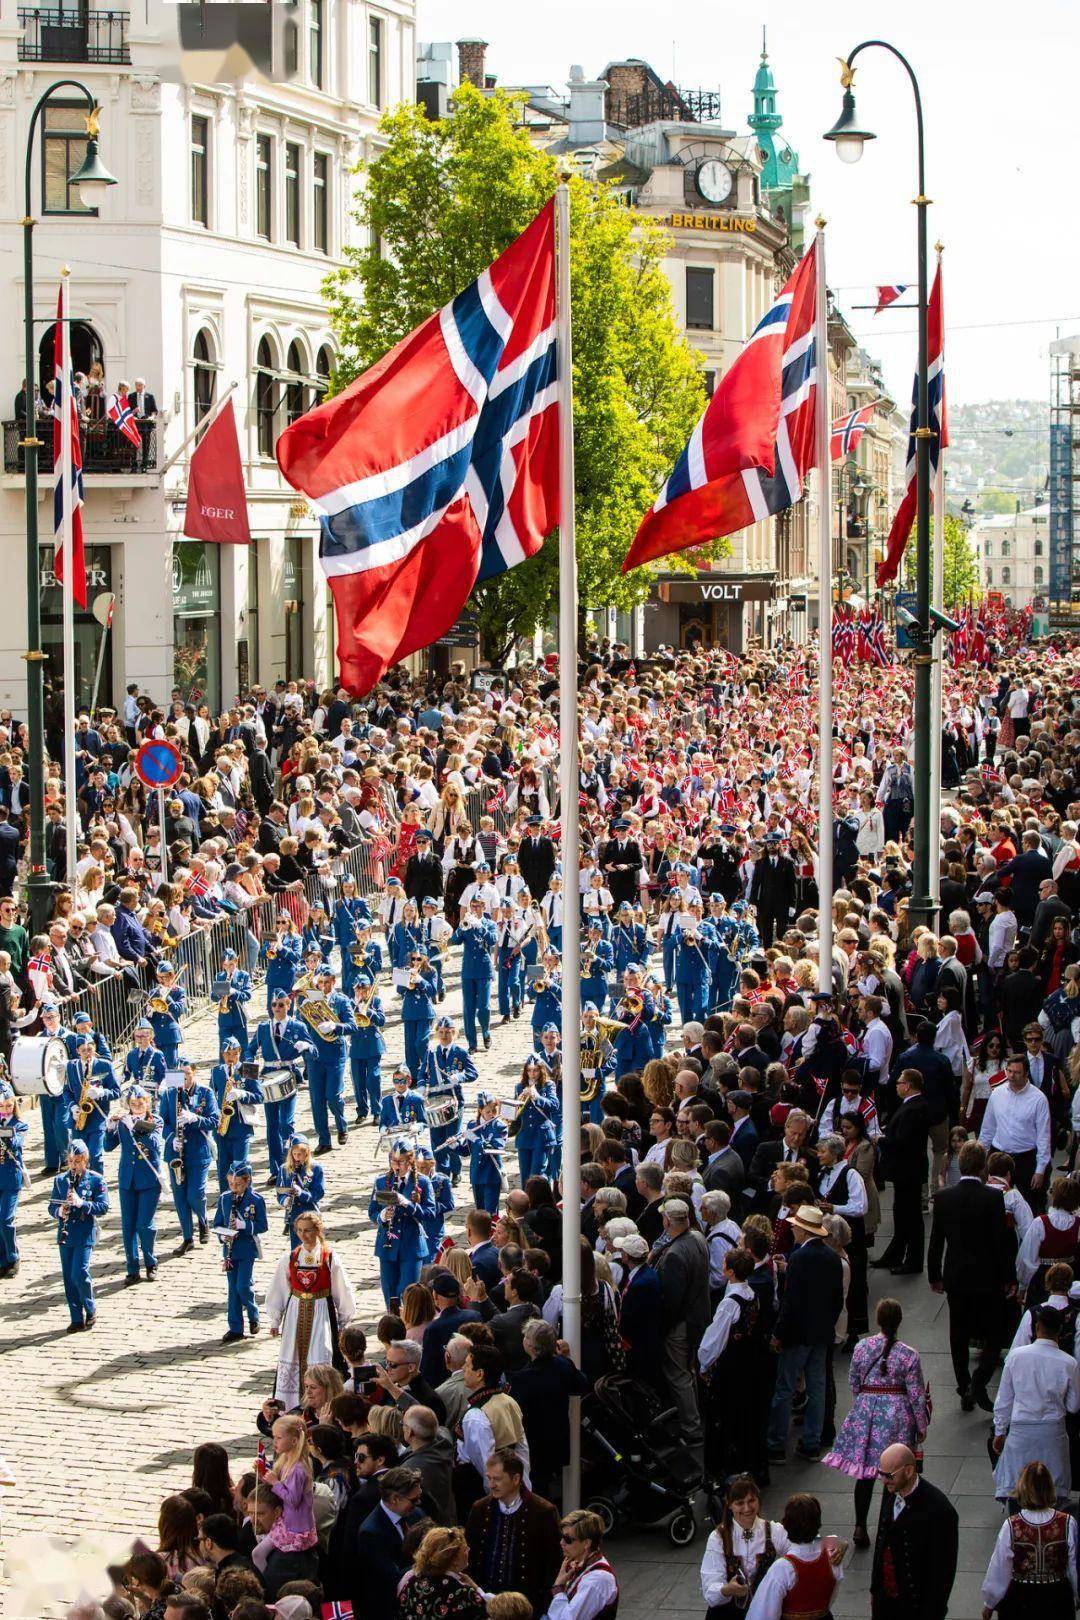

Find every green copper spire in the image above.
[749,28,800,191]
[751,27,780,133]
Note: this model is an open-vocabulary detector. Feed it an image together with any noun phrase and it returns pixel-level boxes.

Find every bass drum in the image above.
[11,1034,68,1097]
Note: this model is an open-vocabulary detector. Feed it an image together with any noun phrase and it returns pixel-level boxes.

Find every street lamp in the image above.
[21,83,116,934]
[825,41,937,934]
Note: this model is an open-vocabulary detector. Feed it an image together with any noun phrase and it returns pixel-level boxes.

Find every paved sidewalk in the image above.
[0,962,1002,1619]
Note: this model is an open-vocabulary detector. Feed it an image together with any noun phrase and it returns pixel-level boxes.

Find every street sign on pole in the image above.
[133,738,183,790]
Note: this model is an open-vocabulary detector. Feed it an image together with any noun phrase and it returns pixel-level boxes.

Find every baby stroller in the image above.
[580,1374,703,1545]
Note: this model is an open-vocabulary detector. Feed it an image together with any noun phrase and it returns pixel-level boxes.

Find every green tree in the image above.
[899,513,980,607]
[324,85,712,660]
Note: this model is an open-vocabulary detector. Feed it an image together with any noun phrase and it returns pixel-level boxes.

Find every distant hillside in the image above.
[947,399,1050,511]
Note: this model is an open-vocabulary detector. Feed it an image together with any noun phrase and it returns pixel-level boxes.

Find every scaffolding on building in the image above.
[1050,337,1080,627]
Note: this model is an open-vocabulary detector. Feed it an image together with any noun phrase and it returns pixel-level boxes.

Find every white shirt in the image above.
[979,1082,1052,1174]
[700,1519,791,1607]
[704,1218,742,1290]
[699,1280,756,1372]
[545,1561,619,1620]
[457,1407,531,1488]
[818,1158,868,1220]
[1016,1206,1080,1287]
[933,1011,970,1079]
[988,910,1018,970]
[981,1508,1078,1608]
[745,1542,842,1620]
[987,1177,1034,1239]
[1010,1287,1080,1351]
[860,1017,893,1080]
[993,1338,1080,1434]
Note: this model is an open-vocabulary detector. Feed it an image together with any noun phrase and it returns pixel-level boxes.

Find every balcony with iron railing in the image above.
[3,418,157,475]
[17,6,130,65]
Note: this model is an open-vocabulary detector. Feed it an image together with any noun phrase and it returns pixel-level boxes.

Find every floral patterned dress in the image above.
[821,1334,928,1480]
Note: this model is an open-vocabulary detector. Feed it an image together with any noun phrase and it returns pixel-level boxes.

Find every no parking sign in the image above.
[134,739,183,791]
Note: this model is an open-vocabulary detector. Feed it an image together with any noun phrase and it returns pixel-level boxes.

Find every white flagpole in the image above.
[928,244,945,923]
[555,181,582,1511]
[59,269,78,885]
[814,221,834,994]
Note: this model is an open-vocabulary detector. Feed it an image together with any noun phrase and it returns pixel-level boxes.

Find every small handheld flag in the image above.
[874,284,907,313]
[322,1604,354,1619]
[107,391,142,449]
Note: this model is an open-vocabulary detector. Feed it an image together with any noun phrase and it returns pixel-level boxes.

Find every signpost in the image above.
[134,739,182,886]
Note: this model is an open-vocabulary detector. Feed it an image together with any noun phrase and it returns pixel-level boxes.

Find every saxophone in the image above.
[217,1067,236,1137]
[74,1066,94,1132]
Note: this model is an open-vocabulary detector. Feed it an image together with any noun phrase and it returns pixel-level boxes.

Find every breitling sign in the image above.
[667,212,758,233]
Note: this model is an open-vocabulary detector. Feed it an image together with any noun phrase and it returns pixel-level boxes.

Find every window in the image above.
[191,114,209,226]
[284,15,299,74]
[193,329,216,422]
[315,344,334,400]
[256,337,277,456]
[1001,539,1011,558]
[284,536,305,681]
[285,142,301,246]
[1035,538,1044,557]
[686,267,714,330]
[368,15,383,108]
[255,134,272,239]
[313,153,329,253]
[1035,566,1044,586]
[1002,567,1011,586]
[309,0,323,87]
[43,102,94,215]
[241,549,260,688]
[703,370,716,398]
[286,339,307,424]
[986,568,993,586]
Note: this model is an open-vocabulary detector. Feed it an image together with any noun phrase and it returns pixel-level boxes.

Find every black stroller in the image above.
[580,1374,703,1545]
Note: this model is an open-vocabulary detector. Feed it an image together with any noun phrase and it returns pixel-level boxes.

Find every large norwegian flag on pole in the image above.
[277,200,559,694]
[53,279,87,607]
[622,242,819,571]
[875,263,947,585]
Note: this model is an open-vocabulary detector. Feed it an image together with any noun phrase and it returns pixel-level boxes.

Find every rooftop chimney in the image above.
[567,64,609,147]
[457,38,488,88]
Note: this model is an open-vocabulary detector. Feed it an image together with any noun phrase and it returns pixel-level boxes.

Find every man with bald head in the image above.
[869,1443,958,1620]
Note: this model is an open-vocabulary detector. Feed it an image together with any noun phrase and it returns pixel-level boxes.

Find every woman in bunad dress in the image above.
[820,1298,928,1550]
[981,1460,1078,1620]
[265,1211,356,1410]
[700,1475,790,1616]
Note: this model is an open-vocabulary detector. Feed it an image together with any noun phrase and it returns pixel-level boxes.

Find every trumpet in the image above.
[265,941,279,960]
[354,981,376,1028]
[148,994,170,1015]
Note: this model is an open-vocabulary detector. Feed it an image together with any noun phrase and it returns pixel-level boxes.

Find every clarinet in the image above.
[172,1082,189,1183]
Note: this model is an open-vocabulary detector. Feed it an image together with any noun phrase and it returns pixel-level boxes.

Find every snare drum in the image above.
[262,1068,298,1105]
[10,1035,68,1098]
[427,1094,460,1129]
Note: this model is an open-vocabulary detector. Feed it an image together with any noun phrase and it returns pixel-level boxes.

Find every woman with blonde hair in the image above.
[401,1281,437,1341]
[252,1411,317,1573]
[367,1402,405,1443]
[641,1056,675,1108]
[439,1245,474,1290]
[401,1526,487,1620]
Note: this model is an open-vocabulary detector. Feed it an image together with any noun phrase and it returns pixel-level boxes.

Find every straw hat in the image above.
[789,1204,827,1238]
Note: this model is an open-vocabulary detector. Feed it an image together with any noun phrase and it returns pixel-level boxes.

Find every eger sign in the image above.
[666,212,758,234]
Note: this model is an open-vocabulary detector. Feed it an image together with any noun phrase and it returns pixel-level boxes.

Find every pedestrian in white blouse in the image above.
[700,1477,790,1611]
[979,1058,1052,1206]
[992,1311,1080,1502]
[981,1459,1078,1618]
[546,1510,619,1620]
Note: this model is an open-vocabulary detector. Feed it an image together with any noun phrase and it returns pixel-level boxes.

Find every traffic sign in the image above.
[134,738,182,790]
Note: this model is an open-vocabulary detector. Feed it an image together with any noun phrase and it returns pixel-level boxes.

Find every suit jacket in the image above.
[507,1355,588,1487]
[256,819,284,856]
[489,1300,541,1371]
[519,836,557,901]
[419,1303,482,1387]
[599,837,643,906]
[926,1177,1015,1295]
[749,854,797,916]
[703,1146,746,1200]
[466,1488,562,1618]
[993,848,1053,923]
[618,1263,664,1379]
[882,1094,931,1184]
[654,1228,711,1340]
[747,1139,814,1202]
[612,1162,645,1220]
[250,752,275,813]
[773,1236,845,1348]
[870,1476,959,1620]
[729,1117,759,1173]
[354,1502,424,1620]
[1031,893,1073,952]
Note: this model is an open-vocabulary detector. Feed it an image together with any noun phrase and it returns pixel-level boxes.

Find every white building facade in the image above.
[0,0,415,717]
[975,503,1050,612]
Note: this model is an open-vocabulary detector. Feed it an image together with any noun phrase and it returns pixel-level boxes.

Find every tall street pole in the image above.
[824,41,934,934]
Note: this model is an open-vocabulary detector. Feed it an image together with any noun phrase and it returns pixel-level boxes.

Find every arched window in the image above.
[1001,539,1011,558]
[193,328,217,422]
[986,568,993,586]
[38,320,104,394]
[285,338,307,425]
[315,343,334,401]
[256,336,277,456]
[1034,566,1044,586]
[1002,567,1011,586]
[1034,538,1044,557]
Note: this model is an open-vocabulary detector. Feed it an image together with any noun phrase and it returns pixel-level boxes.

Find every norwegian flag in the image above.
[485,783,507,814]
[107,390,141,448]
[877,264,947,584]
[624,243,820,570]
[875,284,908,313]
[278,201,559,694]
[830,400,880,461]
[869,615,891,669]
[53,280,87,607]
[322,1604,354,1620]
[185,870,212,899]
[28,949,53,999]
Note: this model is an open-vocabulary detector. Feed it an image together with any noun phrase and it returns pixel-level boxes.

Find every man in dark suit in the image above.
[599,818,643,908]
[733,1025,771,1080]
[653,1199,710,1464]
[508,1323,589,1501]
[726,1091,759,1172]
[352,1467,426,1620]
[1030,878,1073,950]
[990,831,1054,927]
[927,1138,1015,1411]
[324,1432,399,1601]
[249,739,275,815]
[419,1272,481,1386]
[749,832,797,945]
[701,1119,746,1202]
[0,809,20,897]
[256,802,287,856]
[615,1233,664,1387]
[766,1203,845,1462]
[516,815,556,902]
[488,1270,542,1372]
[870,1445,958,1619]
[746,1109,814,1205]
[404,828,444,906]
[467,1207,502,1289]
[874,1068,932,1275]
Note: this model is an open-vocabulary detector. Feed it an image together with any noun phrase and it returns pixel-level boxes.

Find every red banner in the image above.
[183,399,250,544]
